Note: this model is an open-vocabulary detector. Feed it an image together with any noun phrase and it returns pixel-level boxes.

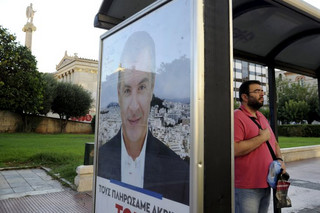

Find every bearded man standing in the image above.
[234,80,286,213]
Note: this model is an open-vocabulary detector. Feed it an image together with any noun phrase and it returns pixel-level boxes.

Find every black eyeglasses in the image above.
[249,89,265,94]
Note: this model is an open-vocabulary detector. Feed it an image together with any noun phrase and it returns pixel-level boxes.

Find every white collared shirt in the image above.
[121,129,147,188]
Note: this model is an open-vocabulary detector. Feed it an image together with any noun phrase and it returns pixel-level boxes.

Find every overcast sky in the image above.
[301,0,320,8]
[0,0,106,73]
[0,0,319,74]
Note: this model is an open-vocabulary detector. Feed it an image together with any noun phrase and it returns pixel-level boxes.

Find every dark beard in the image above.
[247,97,263,110]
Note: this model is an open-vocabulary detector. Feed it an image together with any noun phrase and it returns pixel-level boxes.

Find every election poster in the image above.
[95,0,192,212]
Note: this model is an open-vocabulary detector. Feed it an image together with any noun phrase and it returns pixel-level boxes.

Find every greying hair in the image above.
[117,31,156,88]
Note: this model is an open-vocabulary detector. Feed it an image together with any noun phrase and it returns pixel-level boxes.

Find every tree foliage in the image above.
[0,26,44,131]
[51,82,93,132]
[276,78,319,124]
[39,73,58,115]
[259,106,270,120]
[282,100,309,124]
[234,99,240,110]
[0,26,96,132]
[305,85,320,124]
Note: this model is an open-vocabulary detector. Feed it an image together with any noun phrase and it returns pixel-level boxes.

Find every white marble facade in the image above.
[54,51,98,115]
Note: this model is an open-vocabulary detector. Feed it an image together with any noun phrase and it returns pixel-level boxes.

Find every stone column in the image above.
[22,23,36,51]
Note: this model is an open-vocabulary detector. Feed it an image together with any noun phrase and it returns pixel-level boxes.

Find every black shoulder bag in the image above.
[238,108,292,208]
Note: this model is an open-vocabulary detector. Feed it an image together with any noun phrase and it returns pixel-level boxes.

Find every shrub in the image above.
[278,124,320,137]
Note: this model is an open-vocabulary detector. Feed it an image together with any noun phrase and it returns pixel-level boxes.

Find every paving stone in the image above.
[40,175,54,181]
[0,176,10,189]
[12,186,33,193]
[0,188,14,195]
[1,171,19,179]
[31,169,48,177]
[1,170,18,175]
[17,170,37,179]
[47,180,63,188]
[0,184,10,190]
[24,177,43,183]
[31,185,54,191]
[6,178,27,187]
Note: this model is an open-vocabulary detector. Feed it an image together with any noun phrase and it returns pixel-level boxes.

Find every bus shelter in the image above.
[93,0,320,212]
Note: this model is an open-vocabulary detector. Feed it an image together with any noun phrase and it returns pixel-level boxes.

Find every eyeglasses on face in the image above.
[249,89,265,94]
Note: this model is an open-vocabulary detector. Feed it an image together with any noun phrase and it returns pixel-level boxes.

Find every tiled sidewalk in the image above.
[0,168,64,200]
[1,159,319,213]
[0,168,93,213]
[0,190,93,213]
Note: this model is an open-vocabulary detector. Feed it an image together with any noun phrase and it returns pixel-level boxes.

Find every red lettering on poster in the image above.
[115,204,123,213]
[124,208,131,213]
[115,203,136,213]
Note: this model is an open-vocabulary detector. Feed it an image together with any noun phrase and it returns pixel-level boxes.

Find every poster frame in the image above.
[93,0,205,212]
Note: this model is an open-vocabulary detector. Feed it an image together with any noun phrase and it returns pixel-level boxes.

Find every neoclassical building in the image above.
[54,51,98,117]
[275,70,318,87]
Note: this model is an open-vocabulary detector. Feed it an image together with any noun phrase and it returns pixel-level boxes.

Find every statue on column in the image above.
[23,3,36,51]
[26,3,36,23]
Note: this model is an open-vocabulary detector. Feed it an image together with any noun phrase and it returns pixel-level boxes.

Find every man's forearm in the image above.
[234,135,266,157]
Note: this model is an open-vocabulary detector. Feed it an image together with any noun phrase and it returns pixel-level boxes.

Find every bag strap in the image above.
[238,108,277,160]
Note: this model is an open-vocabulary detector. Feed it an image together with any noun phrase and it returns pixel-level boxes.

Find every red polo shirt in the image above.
[234,105,276,188]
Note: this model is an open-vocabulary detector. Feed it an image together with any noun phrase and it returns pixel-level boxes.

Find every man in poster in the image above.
[98,31,189,205]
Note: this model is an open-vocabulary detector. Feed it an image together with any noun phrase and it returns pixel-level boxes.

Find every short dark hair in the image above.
[239,80,261,102]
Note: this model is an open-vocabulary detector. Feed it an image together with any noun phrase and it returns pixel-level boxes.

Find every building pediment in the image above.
[56,51,75,71]
[56,51,98,72]
[56,58,74,70]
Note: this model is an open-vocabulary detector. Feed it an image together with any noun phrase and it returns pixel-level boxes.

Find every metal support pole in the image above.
[204,0,233,212]
[267,64,278,138]
[267,64,281,213]
[317,72,320,117]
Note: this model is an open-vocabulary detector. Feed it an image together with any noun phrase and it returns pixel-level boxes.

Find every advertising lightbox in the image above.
[94,0,202,212]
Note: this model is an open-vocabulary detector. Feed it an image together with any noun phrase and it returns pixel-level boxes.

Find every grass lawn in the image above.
[0,133,94,184]
[0,133,319,185]
[278,136,320,148]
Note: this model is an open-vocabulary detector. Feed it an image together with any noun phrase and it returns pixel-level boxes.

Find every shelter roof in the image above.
[94,0,320,77]
[233,0,320,77]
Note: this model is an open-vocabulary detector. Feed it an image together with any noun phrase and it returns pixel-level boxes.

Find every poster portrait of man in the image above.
[95,0,191,211]
[97,31,189,205]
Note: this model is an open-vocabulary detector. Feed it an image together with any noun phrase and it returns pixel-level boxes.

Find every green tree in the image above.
[0,26,44,131]
[259,106,270,120]
[39,73,58,115]
[276,78,318,124]
[51,82,93,132]
[305,85,320,124]
[282,100,309,124]
[234,99,240,110]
